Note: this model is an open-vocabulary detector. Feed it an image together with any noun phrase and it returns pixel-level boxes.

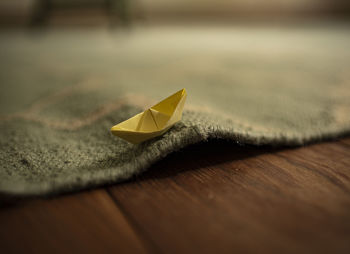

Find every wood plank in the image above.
[0,189,148,254]
[108,138,350,254]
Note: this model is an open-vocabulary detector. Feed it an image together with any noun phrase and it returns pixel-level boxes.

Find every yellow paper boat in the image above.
[111,88,187,144]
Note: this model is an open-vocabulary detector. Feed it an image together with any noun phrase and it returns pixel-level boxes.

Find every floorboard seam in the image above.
[105,188,161,254]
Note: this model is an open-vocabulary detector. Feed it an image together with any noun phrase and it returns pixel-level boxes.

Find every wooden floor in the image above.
[1,138,350,254]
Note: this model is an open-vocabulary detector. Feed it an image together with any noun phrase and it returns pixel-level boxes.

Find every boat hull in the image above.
[110,89,187,144]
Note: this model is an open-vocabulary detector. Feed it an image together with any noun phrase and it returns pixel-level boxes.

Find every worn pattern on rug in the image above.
[1,26,350,196]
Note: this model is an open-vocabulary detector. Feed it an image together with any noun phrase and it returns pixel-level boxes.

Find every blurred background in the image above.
[0,0,349,124]
[0,0,349,27]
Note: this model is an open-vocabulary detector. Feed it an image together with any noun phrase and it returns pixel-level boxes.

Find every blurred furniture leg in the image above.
[106,0,130,27]
[30,0,129,27]
[30,0,51,26]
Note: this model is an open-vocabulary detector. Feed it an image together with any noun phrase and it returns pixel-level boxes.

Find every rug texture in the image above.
[1,25,350,196]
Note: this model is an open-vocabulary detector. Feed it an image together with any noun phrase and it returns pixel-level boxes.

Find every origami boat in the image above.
[111,88,187,144]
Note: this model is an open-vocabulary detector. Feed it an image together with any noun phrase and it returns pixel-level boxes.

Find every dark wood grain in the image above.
[0,189,148,254]
[1,138,350,254]
[108,138,350,254]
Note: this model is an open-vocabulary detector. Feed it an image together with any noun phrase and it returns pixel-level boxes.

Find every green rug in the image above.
[1,25,350,196]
